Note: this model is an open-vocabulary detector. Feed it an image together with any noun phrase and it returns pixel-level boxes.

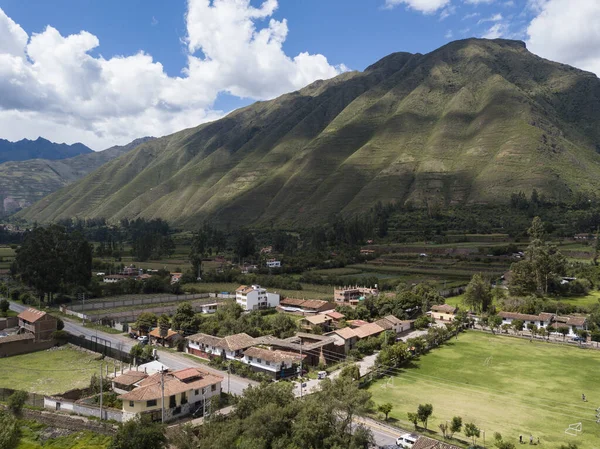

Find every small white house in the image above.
[242,346,304,379]
[235,285,280,311]
[266,260,281,268]
[199,303,218,314]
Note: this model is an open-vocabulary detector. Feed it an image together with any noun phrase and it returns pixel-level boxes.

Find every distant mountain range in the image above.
[17,38,600,228]
[0,137,154,215]
[0,137,92,164]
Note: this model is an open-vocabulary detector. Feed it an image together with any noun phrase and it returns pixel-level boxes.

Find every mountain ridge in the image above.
[17,38,600,228]
[0,137,92,164]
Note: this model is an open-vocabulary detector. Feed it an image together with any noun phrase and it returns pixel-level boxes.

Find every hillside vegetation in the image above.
[18,38,600,228]
[0,137,153,215]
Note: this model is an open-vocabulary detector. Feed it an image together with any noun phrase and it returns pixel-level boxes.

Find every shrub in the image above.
[7,390,28,415]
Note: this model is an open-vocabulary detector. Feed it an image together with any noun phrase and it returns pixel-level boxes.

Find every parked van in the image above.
[317,371,328,379]
[396,433,418,448]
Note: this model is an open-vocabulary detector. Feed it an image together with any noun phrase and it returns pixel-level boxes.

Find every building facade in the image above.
[236,285,280,311]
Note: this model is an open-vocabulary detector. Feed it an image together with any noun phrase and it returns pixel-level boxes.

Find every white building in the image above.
[242,346,305,379]
[266,259,281,268]
[235,285,280,311]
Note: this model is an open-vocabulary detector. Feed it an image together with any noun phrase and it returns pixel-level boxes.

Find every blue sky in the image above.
[0,0,598,149]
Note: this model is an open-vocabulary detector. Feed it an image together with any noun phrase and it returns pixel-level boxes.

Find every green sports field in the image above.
[369,331,600,448]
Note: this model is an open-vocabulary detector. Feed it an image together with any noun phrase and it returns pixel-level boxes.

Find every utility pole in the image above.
[299,339,303,398]
[99,362,103,421]
[161,369,165,424]
[227,364,231,394]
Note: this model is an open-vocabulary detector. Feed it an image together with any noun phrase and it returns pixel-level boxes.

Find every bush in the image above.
[7,390,28,415]
[0,410,19,449]
[0,298,9,314]
[51,330,69,345]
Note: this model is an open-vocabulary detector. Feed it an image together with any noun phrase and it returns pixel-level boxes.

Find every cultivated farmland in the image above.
[369,331,600,449]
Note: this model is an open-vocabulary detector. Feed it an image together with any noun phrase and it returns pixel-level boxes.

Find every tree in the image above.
[234,228,256,261]
[594,228,600,266]
[0,410,20,449]
[158,314,170,345]
[546,324,555,339]
[55,316,64,331]
[449,416,462,438]
[538,327,547,340]
[339,364,361,381]
[527,323,538,338]
[7,390,28,416]
[0,299,9,315]
[512,319,524,335]
[416,403,433,429]
[136,312,158,335]
[464,422,480,446]
[489,315,502,334]
[463,274,493,313]
[558,325,569,340]
[109,416,167,449]
[378,403,393,421]
[439,422,448,438]
[407,412,419,429]
[494,432,516,449]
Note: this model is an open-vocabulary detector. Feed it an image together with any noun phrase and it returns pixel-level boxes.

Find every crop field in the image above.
[0,245,15,270]
[446,291,600,310]
[369,331,600,449]
[0,345,118,395]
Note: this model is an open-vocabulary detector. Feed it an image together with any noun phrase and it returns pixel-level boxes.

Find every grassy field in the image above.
[445,291,600,310]
[369,332,600,449]
[0,245,15,270]
[0,346,117,395]
[184,282,334,300]
[17,421,112,449]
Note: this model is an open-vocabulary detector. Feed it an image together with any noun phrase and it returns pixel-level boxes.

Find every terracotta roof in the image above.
[353,323,385,339]
[430,304,458,314]
[280,298,306,307]
[383,315,402,325]
[18,308,47,323]
[119,369,223,402]
[323,311,345,320]
[187,333,222,347]
[412,436,461,449]
[236,285,254,294]
[221,333,256,351]
[280,298,334,310]
[148,328,181,339]
[557,315,587,327]
[244,347,305,363]
[112,371,148,386]
[301,300,333,310]
[347,319,369,327]
[333,327,357,340]
[173,367,205,381]
[375,318,393,330]
[539,313,554,322]
[303,315,332,325]
[498,311,541,322]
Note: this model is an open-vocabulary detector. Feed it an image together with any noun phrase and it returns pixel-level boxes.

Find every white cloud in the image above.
[445,30,454,39]
[384,0,450,14]
[527,0,600,77]
[464,0,496,4]
[482,22,508,38]
[478,13,503,23]
[439,5,456,21]
[0,1,345,149]
[462,12,480,20]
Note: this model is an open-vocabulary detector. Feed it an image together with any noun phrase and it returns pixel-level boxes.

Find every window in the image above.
[257,358,262,363]
[181,393,188,405]
[248,356,253,361]
[211,384,217,392]
[169,395,177,408]
[195,389,199,395]
[129,401,134,407]
[146,399,157,407]
[265,360,270,366]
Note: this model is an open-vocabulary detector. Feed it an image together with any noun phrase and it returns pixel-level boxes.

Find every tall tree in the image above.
[463,274,492,313]
[416,403,433,429]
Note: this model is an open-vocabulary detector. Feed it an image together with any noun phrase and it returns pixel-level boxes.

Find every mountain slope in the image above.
[18,39,600,228]
[0,137,92,164]
[0,137,154,215]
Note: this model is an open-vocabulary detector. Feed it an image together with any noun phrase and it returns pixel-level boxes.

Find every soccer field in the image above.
[369,332,600,449]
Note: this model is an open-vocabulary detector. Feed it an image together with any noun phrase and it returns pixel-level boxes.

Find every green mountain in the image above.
[1,137,154,215]
[0,137,92,163]
[17,39,600,228]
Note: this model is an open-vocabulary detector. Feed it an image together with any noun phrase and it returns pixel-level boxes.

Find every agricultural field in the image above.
[184,282,334,300]
[369,331,600,449]
[0,346,118,395]
[0,244,16,270]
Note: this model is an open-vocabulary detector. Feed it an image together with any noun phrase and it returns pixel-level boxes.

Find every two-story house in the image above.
[17,308,57,341]
[119,367,223,422]
[187,332,256,360]
[236,285,280,311]
[242,346,305,379]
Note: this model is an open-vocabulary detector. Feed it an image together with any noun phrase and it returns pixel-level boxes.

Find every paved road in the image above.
[9,301,255,396]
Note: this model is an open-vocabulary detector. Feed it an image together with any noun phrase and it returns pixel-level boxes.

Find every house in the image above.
[199,303,219,314]
[17,308,57,341]
[352,322,386,340]
[346,319,369,328]
[430,304,458,322]
[260,246,273,254]
[254,333,338,366]
[279,298,336,314]
[170,273,182,284]
[375,315,409,334]
[112,371,149,394]
[266,259,281,268]
[325,327,358,354]
[412,436,462,449]
[334,285,379,306]
[103,274,128,283]
[242,346,305,379]
[552,315,587,337]
[360,249,375,255]
[235,285,280,311]
[148,328,184,348]
[119,367,223,422]
[300,314,333,332]
[322,310,345,327]
[498,311,553,329]
[186,332,256,360]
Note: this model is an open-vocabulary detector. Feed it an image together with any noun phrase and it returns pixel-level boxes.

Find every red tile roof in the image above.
[18,308,47,323]
[112,371,149,386]
[353,323,385,339]
[323,311,345,320]
[431,304,458,314]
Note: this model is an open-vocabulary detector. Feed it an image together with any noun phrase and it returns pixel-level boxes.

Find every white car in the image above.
[396,433,418,448]
[138,336,149,344]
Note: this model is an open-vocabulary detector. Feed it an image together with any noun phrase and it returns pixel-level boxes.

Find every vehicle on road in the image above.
[318,371,328,379]
[572,336,586,342]
[396,433,418,448]
[138,336,149,344]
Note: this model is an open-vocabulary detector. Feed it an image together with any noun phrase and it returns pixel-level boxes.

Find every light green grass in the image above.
[0,345,117,395]
[185,282,334,300]
[17,420,112,449]
[0,246,16,257]
[369,331,600,449]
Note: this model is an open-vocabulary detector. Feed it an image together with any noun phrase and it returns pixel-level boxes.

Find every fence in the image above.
[67,334,132,364]
[0,387,45,407]
[66,293,212,312]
